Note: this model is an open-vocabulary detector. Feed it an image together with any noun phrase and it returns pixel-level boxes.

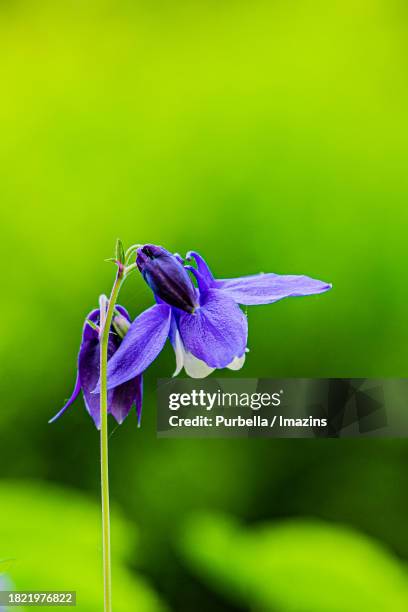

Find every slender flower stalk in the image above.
[99,263,124,612]
[95,243,139,612]
[98,254,138,612]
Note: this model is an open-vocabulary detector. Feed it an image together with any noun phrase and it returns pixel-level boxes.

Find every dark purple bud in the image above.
[136,244,197,313]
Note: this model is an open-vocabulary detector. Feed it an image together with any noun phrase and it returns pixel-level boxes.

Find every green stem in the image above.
[99,264,124,612]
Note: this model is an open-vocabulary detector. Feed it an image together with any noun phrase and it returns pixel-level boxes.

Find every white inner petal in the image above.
[173,328,245,378]
[227,353,246,371]
[172,327,215,378]
[172,328,185,377]
[184,351,215,379]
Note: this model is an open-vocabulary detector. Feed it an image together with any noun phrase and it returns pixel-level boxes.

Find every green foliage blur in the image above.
[181,513,408,611]
[0,482,165,612]
[1,1,408,610]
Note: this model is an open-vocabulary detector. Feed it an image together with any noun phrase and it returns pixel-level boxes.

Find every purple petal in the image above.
[178,289,247,368]
[136,375,143,426]
[186,251,215,290]
[115,305,131,321]
[50,305,136,428]
[216,273,332,305]
[82,309,100,340]
[109,375,143,425]
[78,332,108,427]
[185,266,209,297]
[48,371,81,423]
[49,308,101,424]
[88,307,132,427]
[94,303,172,392]
[81,330,133,428]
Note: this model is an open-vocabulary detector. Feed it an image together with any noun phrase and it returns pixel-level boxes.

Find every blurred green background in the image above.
[1,0,408,610]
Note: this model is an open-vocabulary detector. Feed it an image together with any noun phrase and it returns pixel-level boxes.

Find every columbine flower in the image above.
[49,305,142,428]
[96,245,331,389]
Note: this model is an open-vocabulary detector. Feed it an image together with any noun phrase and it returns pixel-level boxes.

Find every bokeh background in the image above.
[1,1,408,610]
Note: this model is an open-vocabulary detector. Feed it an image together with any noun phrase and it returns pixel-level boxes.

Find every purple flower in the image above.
[97,245,332,387]
[49,306,142,428]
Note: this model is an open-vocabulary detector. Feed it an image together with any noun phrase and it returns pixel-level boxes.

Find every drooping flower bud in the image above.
[49,305,143,428]
[136,244,197,313]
